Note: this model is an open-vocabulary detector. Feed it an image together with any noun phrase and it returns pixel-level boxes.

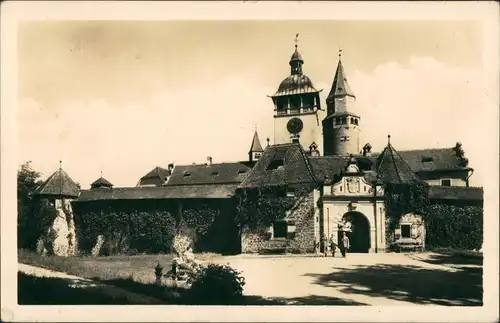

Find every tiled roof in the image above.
[272,74,320,97]
[34,168,80,198]
[376,147,471,172]
[239,143,317,188]
[137,166,169,187]
[428,186,483,201]
[91,177,113,189]
[376,142,422,184]
[326,59,355,102]
[166,163,251,186]
[308,155,376,182]
[249,131,264,153]
[75,184,239,202]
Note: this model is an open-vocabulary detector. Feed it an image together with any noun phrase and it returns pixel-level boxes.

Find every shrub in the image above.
[186,264,245,305]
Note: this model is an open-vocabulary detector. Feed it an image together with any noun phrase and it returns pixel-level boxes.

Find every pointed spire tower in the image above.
[249,127,264,162]
[322,49,361,156]
[269,34,323,150]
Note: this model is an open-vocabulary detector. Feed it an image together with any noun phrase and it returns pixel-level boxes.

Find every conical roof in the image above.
[326,58,355,102]
[249,130,264,153]
[376,137,421,185]
[91,176,113,189]
[34,167,80,198]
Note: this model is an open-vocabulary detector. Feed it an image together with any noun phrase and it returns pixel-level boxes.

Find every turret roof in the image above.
[34,165,80,198]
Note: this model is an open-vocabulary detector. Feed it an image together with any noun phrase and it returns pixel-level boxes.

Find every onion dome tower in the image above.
[270,34,322,153]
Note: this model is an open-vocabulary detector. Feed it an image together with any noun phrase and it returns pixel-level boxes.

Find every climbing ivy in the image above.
[72,200,222,255]
[384,182,483,251]
[236,186,311,231]
[383,182,430,231]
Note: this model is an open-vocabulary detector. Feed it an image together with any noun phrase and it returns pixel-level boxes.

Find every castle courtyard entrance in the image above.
[340,211,371,253]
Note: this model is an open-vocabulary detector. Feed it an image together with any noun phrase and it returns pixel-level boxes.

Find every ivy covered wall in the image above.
[71,198,239,256]
[383,183,483,251]
[236,185,318,254]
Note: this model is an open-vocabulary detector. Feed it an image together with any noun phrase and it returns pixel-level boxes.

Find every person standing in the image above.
[329,234,337,257]
[340,231,350,258]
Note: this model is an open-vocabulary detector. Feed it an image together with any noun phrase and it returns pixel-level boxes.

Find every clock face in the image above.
[287,117,303,134]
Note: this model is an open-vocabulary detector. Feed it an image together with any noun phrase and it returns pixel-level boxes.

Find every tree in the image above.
[17,161,55,250]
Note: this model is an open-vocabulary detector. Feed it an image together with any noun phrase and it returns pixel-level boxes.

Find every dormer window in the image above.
[183,172,191,178]
[267,159,285,170]
[211,171,219,176]
[238,169,247,174]
[422,156,434,163]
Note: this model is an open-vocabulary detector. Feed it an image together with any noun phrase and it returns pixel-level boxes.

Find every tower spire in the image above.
[249,129,264,162]
[289,33,303,75]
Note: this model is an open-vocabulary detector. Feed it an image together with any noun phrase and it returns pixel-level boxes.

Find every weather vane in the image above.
[295,33,299,48]
[339,48,342,59]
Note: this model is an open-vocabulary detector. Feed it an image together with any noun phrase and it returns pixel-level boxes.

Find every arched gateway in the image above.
[340,211,371,253]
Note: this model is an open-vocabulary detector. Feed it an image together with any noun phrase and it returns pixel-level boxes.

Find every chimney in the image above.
[362,143,372,157]
[167,163,174,176]
[207,156,212,165]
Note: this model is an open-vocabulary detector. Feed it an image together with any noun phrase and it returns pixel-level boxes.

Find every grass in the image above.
[18,272,135,305]
[18,249,221,284]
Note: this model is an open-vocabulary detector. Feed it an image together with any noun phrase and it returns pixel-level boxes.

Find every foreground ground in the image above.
[18,250,482,306]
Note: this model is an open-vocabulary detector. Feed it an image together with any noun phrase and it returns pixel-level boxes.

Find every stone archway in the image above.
[339,211,371,253]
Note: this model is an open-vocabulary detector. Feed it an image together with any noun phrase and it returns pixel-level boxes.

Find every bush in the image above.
[187,264,245,305]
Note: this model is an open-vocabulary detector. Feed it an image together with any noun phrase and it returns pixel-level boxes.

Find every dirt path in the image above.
[215,252,482,306]
[18,263,164,304]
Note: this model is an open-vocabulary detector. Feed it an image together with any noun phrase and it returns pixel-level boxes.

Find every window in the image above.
[267,159,284,170]
[335,117,340,124]
[350,117,355,124]
[342,117,347,124]
[441,179,451,186]
[238,169,247,174]
[273,220,287,239]
[286,187,295,197]
[422,156,434,163]
[211,171,219,176]
[254,153,261,160]
[354,119,359,125]
[401,224,411,238]
[183,172,191,178]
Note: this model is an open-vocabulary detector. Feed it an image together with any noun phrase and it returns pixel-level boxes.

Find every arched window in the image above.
[335,117,340,124]
[354,119,359,125]
[350,117,354,124]
[342,117,347,124]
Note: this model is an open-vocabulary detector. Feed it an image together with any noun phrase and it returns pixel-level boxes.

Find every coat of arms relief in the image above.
[345,177,360,194]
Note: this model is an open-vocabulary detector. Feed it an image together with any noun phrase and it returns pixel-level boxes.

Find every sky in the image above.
[17,20,490,188]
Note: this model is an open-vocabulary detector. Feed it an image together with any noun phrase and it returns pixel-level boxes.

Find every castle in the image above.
[32,40,483,256]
